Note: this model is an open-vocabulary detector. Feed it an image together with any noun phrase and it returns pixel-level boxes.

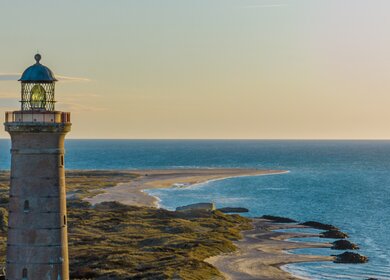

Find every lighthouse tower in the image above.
[4,54,71,279]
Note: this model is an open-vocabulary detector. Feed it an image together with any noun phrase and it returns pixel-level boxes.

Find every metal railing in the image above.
[5,111,71,124]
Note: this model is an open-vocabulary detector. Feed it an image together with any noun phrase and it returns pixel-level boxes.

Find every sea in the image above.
[0,139,389,280]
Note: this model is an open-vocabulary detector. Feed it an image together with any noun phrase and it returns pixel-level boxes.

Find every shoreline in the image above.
[85,168,288,207]
[205,219,334,280]
[84,168,336,280]
[147,170,291,209]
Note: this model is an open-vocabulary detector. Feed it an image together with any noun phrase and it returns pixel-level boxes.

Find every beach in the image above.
[85,168,288,207]
[84,168,335,279]
[205,220,334,280]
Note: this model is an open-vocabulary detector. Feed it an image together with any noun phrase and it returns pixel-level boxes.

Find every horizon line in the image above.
[2,138,390,141]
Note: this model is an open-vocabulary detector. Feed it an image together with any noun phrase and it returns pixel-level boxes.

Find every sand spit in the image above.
[85,169,287,207]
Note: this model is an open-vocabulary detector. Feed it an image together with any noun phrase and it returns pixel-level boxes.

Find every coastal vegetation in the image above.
[68,201,251,279]
[0,170,370,278]
[0,171,252,279]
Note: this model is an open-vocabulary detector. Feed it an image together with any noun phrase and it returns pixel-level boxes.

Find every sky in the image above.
[1,0,390,139]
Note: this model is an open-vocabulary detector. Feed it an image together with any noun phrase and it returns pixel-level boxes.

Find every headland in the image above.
[0,170,362,279]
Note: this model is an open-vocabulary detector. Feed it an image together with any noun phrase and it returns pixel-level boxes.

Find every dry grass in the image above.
[0,171,251,280]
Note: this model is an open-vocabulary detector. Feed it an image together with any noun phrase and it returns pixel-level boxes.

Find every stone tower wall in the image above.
[5,123,70,280]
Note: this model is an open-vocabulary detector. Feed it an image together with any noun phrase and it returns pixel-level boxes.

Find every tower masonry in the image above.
[4,54,71,280]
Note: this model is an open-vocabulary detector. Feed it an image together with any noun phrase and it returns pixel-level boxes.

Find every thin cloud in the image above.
[0,73,20,81]
[0,73,91,82]
[62,93,101,98]
[243,4,288,8]
[0,96,18,108]
[56,75,91,82]
[58,102,107,113]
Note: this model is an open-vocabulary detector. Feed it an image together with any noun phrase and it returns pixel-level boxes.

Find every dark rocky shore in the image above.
[261,215,368,264]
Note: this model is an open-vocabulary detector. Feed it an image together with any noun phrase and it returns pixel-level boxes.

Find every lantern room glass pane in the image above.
[30,84,46,110]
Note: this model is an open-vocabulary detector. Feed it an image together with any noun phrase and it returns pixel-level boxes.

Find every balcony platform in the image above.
[5,111,71,124]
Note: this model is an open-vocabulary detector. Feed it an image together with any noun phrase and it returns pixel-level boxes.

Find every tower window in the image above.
[22,268,28,279]
[23,200,29,213]
[64,215,66,226]
[60,155,64,167]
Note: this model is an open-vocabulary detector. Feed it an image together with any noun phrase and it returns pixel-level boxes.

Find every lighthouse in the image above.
[4,54,71,279]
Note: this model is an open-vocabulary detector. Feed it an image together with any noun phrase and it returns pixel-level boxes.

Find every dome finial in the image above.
[34,54,41,64]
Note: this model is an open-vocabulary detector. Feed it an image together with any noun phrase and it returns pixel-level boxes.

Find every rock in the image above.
[333,252,368,263]
[261,215,297,223]
[331,240,359,250]
[300,221,339,231]
[320,230,349,239]
[217,207,249,213]
[176,203,215,212]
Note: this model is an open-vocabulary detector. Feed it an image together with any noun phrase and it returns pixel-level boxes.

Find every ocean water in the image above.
[1,139,390,279]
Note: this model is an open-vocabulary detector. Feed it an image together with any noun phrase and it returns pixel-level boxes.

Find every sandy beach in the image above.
[85,168,288,207]
[85,169,334,280]
[206,219,334,280]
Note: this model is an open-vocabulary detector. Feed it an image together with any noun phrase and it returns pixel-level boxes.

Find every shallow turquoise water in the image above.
[1,140,389,279]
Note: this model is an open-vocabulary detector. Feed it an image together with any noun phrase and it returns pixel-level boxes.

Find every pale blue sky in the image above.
[2,0,390,139]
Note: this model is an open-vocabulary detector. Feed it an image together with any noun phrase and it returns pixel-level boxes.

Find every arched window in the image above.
[22,268,28,279]
[23,200,29,212]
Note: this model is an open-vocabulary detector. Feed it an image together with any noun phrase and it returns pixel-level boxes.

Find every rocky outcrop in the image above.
[300,221,339,231]
[331,240,359,250]
[176,203,216,212]
[320,230,349,239]
[261,215,297,223]
[218,207,249,213]
[333,252,368,263]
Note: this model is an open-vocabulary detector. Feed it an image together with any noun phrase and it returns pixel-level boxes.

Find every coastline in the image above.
[84,169,336,280]
[205,219,334,280]
[85,168,288,207]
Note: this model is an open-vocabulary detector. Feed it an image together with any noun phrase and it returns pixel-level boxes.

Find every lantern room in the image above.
[19,54,57,111]
[4,54,70,124]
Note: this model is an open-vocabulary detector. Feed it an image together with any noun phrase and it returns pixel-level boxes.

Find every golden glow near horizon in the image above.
[2,0,390,139]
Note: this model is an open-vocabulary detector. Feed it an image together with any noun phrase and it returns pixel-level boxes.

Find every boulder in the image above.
[300,221,339,231]
[218,207,249,213]
[261,215,297,223]
[176,203,215,212]
[320,230,348,239]
[331,240,359,250]
[333,252,368,263]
